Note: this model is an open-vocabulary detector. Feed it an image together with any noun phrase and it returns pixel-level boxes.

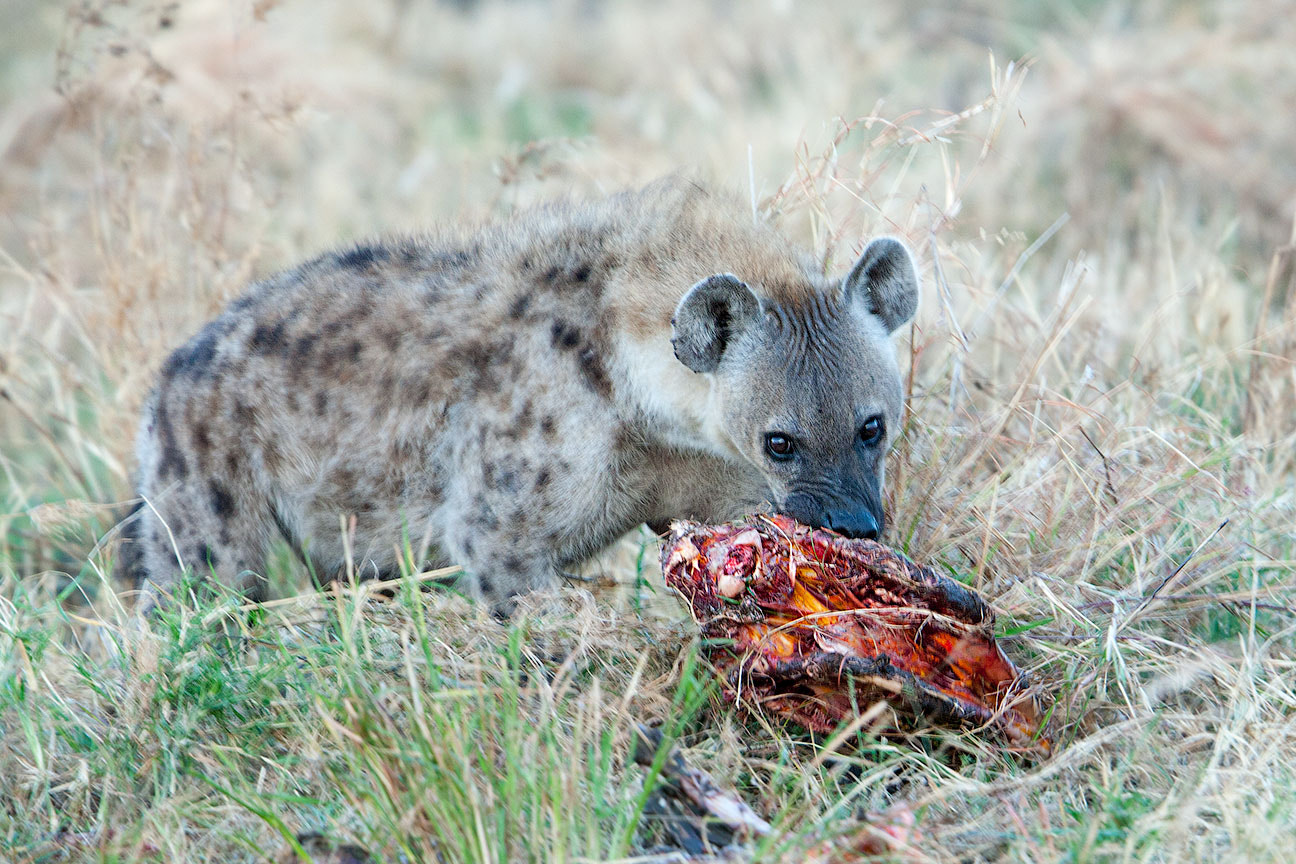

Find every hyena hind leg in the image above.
[129,477,276,614]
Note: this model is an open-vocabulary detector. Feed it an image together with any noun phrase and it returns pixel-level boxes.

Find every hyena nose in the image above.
[825,508,880,541]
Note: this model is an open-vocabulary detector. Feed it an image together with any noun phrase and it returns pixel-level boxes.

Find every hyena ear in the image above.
[842,237,920,333]
[671,273,763,373]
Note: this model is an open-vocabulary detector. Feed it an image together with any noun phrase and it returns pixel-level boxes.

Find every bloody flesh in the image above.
[661,515,1047,751]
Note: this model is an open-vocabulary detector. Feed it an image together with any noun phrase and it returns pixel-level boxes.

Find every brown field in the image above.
[1,1,1294,861]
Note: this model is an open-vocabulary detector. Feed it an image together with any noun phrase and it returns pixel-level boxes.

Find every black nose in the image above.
[824,508,880,541]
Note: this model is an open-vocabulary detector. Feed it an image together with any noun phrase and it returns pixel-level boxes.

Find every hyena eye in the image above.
[859,415,885,446]
[764,433,796,461]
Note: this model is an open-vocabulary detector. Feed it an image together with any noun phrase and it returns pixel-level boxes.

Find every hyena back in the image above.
[121,177,920,612]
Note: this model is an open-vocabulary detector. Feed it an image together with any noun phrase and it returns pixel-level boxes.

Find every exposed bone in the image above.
[631,723,924,862]
[665,536,703,571]
[717,571,746,598]
[635,725,767,849]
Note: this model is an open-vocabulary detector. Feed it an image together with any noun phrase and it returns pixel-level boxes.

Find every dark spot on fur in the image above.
[209,480,235,520]
[535,468,551,491]
[550,321,581,350]
[316,337,363,378]
[398,244,421,265]
[577,346,612,398]
[457,339,494,369]
[496,344,514,369]
[434,249,473,270]
[197,543,218,568]
[508,292,533,319]
[233,400,255,427]
[542,265,561,284]
[404,379,432,409]
[540,416,557,439]
[316,344,344,376]
[379,325,402,352]
[334,468,359,491]
[573,263,591,282]
[447,340,504,393]
[193,423,212,459]
[315,391,329,416]
[612,425,644,459]
[476,502,500,531]
[418,275,448,299]
[251,319,288,353]
[479,576,494,596]
[389,439,417,464]
[225,451,241,475]
[336,244,387,270]
[463,537,475,557]
[162,322,221,380]
[155,400,187,480]
[293,336,315,361]
[503,555,524,574]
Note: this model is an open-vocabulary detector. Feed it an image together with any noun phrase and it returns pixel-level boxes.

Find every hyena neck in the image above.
[613,334,738,460]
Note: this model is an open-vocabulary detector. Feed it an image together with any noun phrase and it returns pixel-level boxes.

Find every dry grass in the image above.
[2,0,1295,861]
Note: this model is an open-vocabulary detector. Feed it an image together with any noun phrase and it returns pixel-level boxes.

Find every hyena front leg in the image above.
[131,475,276,614]
[439,479,563,615]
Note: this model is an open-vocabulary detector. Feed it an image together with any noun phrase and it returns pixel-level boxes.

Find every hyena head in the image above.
[671,237,920,539]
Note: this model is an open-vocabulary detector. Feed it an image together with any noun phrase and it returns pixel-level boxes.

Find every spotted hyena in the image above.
[116,177,919,612]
